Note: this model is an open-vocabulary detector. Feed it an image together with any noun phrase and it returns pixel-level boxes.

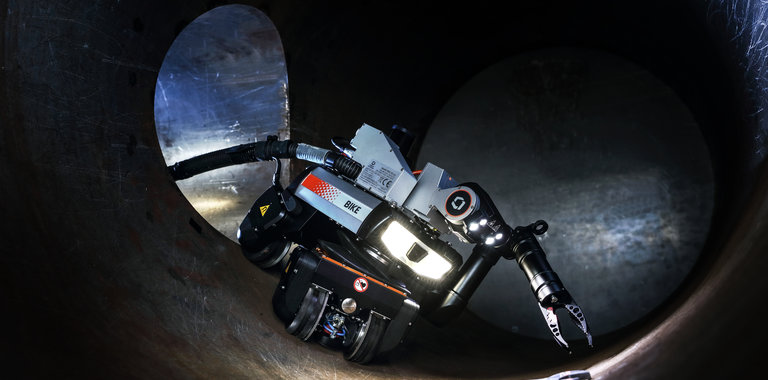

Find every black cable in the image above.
[167,137,296,180]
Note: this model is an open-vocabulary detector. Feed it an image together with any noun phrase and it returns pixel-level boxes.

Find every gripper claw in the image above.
[538,290,593,352]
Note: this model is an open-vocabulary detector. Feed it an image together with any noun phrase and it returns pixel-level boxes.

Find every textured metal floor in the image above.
[3,1,768,379]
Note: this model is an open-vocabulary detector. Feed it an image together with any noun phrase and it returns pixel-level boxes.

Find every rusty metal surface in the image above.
[1,0,767,379]
[154,5,289,241]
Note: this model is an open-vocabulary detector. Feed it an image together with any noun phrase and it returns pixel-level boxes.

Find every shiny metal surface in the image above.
[154,5,289,241]
[349,123,418,205]
[419,48,713,340]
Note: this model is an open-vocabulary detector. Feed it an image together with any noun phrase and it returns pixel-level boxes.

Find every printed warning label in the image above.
[353,277,369,293]
[259,205,270,216]
[357,160,398,197]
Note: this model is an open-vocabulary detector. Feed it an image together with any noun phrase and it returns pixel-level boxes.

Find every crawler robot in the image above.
[169,124,592,363]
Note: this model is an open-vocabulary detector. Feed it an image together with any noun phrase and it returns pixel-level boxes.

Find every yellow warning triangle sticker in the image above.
[259,205,270,216]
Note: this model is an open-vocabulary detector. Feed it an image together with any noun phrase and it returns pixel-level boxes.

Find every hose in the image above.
[167,137,296,180]
[167,136,362,180]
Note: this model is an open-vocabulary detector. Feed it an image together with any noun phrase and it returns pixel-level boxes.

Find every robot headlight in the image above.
[379,221,453,280]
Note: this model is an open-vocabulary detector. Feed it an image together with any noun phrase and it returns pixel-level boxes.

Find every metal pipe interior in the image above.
[2,0,768,378]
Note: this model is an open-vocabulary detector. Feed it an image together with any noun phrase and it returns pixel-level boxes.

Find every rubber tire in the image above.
[286,286,330,341]
[344,311,388,364]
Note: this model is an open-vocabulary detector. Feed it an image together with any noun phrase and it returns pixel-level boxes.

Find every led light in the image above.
[380,221,452,280]
[469,222,479,232]
[495,232,503,240]
[485,236,495,245]
[480,219,488,226]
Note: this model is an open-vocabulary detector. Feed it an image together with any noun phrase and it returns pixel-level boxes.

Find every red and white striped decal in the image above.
[301,173,340,201]
[299,172,374,222]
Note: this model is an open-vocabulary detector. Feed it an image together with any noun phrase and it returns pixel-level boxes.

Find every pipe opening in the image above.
[419,47,714,342]
[154,4,289,242]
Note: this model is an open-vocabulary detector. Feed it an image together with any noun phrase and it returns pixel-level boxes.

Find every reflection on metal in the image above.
[418,48,713,341]
[708,0,768,165]
[538,370,592,380]
[154,5,289,241]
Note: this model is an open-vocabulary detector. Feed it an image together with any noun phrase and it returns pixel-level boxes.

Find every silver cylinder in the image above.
[295,143,330,165]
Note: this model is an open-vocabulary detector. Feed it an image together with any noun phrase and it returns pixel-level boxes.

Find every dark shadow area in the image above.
[2,0,767,379]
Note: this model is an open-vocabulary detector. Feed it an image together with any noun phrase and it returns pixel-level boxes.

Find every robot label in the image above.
[358,160,398,194]
[300,172,374,220]
[344,200,362,214]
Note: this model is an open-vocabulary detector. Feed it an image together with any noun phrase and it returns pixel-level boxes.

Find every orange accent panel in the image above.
[320,255,407,297]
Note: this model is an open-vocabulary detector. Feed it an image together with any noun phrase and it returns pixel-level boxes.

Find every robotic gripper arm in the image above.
[431,182,593,352]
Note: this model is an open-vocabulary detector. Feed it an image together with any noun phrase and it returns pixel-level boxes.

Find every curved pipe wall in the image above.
[1,0,766,378]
